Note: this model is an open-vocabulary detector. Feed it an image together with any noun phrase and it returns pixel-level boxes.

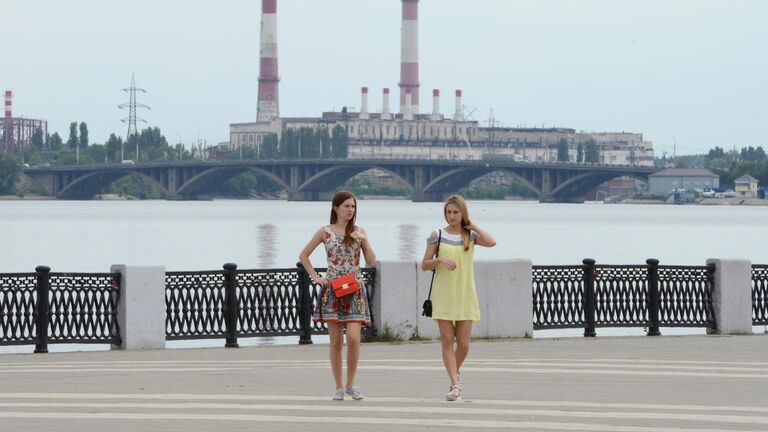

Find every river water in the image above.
[1,199,766,351]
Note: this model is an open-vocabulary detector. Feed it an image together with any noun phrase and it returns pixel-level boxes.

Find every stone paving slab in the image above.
[1,335,768,431]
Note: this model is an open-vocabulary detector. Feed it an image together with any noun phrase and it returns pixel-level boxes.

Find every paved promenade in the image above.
[1,334,768,431]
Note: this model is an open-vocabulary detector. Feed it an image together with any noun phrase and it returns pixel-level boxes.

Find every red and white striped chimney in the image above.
[430,89,442,121]
[399,0,419,115]
[257,0,279,123]
[453,89,463,121]
[381,88,392,120]
[359,87,370,119]
[4,90,11,117]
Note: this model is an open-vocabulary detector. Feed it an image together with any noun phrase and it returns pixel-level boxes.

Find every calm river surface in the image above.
[1,199,766,351]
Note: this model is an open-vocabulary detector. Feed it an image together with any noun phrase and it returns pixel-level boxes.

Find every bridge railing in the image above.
[164,263,377,346]
[533,259,716,336]
[754,265,768,326]
[0,266,121,352]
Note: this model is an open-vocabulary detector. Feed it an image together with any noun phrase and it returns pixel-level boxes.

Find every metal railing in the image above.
[165,263,377,346]
[533,259,716,336]
[754,265,768,326]
[0,266,121,352]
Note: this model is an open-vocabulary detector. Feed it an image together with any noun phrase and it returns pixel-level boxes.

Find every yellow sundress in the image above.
[427,229,480,322]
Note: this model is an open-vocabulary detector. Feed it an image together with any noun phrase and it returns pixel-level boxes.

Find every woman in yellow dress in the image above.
[421,195,496,401]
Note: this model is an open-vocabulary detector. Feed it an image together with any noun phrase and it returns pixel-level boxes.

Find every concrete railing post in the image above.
[110,265,167,350]
[706,258,753,334]
[374,261,421,339]
[474,259,533,338]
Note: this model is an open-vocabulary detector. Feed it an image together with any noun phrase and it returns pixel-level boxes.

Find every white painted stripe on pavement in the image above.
[2,393,768,414]
[0,411,762,432]
[0,402,768,425]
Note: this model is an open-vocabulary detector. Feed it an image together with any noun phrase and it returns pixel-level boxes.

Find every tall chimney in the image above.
[403,91,414,121]
[359,87,370,119]
[431,89,442,121]
[399,0,419,115]
[453,89,464,121]
[381,88,392,120]
[3,90,12,152]
[257,0,279,123]
[4,90,11,117]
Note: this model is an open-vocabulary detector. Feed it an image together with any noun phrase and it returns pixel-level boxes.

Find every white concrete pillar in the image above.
[110,265,167,350]
[475,259,533,338]
[706,258,753,334]
[374,261,420,339]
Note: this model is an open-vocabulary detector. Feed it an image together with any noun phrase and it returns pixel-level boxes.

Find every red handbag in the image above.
[330,274,360,298]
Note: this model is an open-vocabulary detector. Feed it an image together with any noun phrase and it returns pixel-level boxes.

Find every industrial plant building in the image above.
[1,90,48,154]
[230,0,654,167]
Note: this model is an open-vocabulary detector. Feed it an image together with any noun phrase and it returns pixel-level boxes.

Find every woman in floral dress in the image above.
[299,191,376,401]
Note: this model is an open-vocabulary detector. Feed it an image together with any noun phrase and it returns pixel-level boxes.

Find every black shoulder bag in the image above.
[422,229,442,317]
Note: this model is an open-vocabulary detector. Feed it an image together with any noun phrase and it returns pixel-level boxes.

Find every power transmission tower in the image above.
[118,73,150,161]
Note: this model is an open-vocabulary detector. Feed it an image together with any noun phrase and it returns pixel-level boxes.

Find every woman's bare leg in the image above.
[344,322,362,387]
[453,320,473,375]
[437,320,460,386]
[327,322,344,390]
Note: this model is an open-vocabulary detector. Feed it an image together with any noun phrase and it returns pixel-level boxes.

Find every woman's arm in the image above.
[466,222,497,248]
[420,230,456,271]
[298,227,328,285]
[355,228,377,267]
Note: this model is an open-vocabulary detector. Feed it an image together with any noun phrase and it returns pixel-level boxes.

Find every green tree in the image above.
[261,133,279,159]
[49,132,63,151]
[67,122,78,149]
[79,122,89,148]
[0,152,21,194]
[557,138,569,162]
[318,127,331,159]
[105,134,123,163]
[673,158,689,168]
[584,140,599,163]
[576,143,584,163]
[331,125,348,158]
[31,127,45,151]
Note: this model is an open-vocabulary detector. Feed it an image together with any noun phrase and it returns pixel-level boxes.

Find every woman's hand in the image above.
[439,257,457,271]
[350,230,368,242]
[312,275,328,287]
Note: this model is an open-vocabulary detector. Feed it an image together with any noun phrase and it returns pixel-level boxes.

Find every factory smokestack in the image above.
[403,91,414,121]
[381,88,392,120]
[399,0,419,115]
[431,89,442,121]
[4,90,11,117]
[359,87,370,119]
[257,0,279,123]
[453,89,463,121]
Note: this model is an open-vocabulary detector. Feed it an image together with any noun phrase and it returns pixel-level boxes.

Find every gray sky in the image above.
[3,0,766,157]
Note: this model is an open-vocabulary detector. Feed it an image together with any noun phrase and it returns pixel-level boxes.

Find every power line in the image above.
[118,73,150,161]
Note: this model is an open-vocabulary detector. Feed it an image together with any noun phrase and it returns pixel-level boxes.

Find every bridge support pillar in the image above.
[411,190,446,202]
[287,190,332,202]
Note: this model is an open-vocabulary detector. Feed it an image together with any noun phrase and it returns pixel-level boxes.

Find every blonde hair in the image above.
[444,194,471,251]
[330,191,357,246]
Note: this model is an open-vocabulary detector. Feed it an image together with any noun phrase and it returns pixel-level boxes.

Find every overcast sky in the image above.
[3,0,766,156]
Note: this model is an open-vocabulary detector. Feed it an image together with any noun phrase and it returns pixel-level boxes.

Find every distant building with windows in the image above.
[648,168,720,195]
[734,175,759,198]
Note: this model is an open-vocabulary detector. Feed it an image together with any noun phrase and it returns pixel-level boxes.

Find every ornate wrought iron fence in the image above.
[165,263,377,346]
[658,264,715,328]
[533,259,715,336]
[0,266,121,352]
[754,265,768,325]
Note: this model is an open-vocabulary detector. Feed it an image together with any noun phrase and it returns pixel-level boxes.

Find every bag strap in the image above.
[426,229,442,301]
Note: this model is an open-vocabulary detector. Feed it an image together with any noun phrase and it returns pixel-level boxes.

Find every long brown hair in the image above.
[444,194,471,251]
[330,191,357,246]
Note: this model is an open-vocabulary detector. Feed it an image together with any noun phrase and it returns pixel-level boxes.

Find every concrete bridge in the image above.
[23,159,656,202]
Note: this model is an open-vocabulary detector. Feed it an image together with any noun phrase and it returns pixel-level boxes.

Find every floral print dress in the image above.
[312,225,371,325]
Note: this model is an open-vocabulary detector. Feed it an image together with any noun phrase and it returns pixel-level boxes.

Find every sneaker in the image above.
[446,384,462,401]
[332,389,345,401]
[345,386,364,400]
